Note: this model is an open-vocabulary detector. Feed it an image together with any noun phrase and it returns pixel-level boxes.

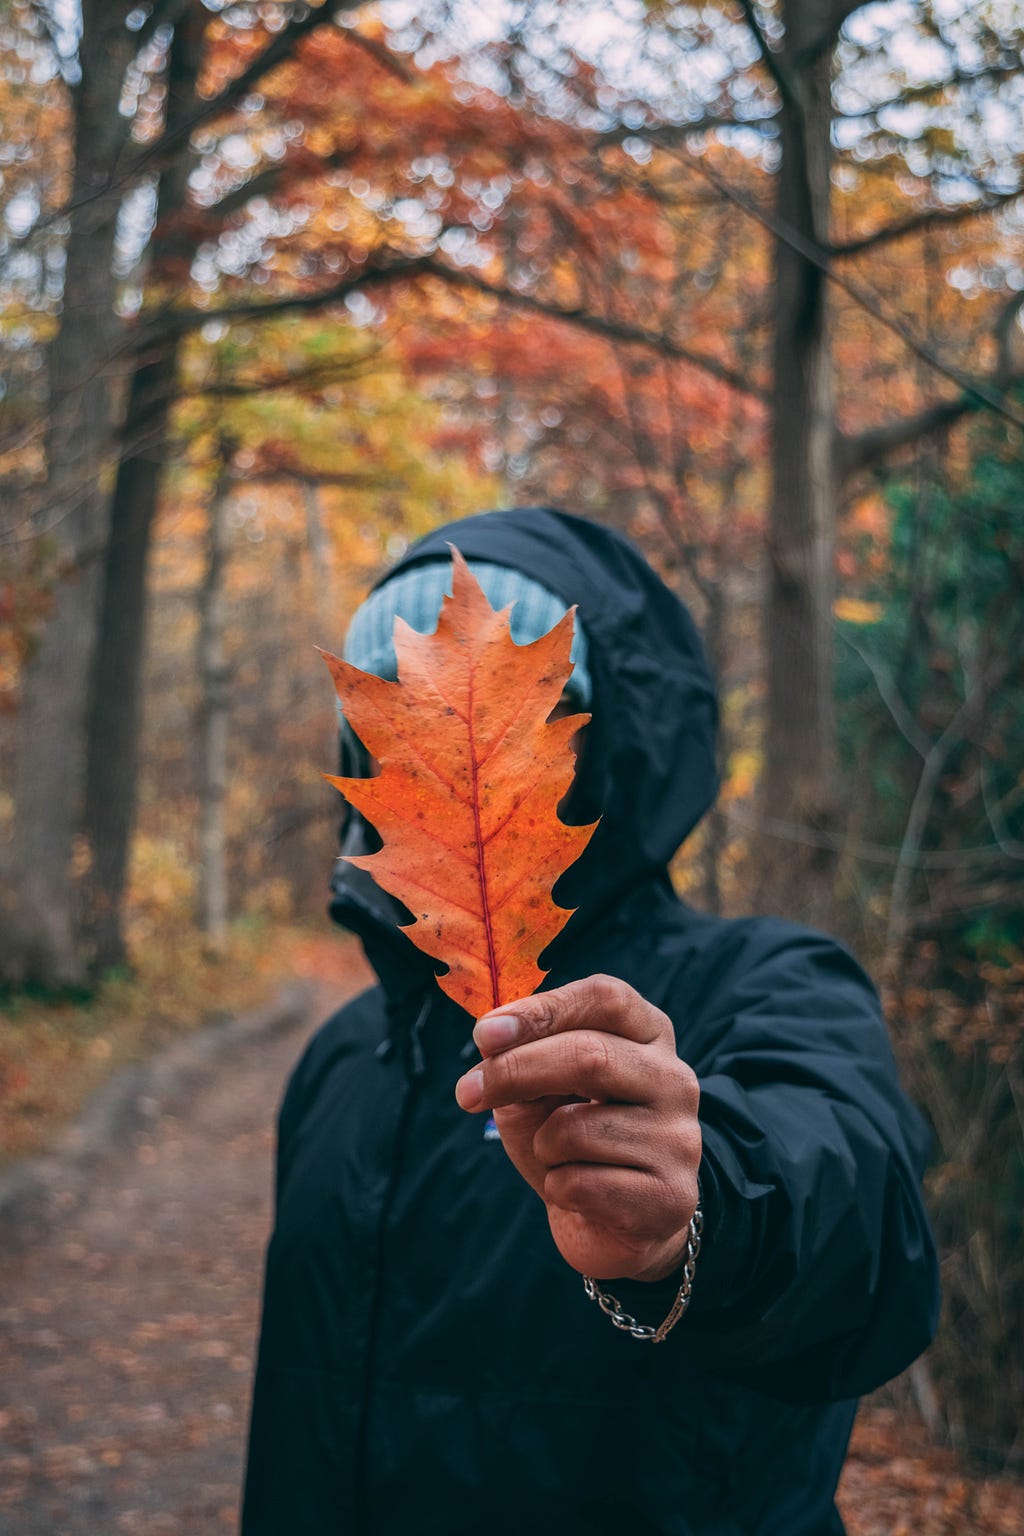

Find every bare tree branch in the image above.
[132,0,194,56]
[416,257,766,400]
[980,756,1024,862]
[181,352,388,402]
[144,251,436,337]
[201,163,288,224]
[122,0,360,180]
[835,628,932,759]
[27,0,68,62]
[834,59,1024,124]
[842,290,1024,475]
[243,468,397,487]
[655,142,1024,438]
[736,0,796,109]
[339,24,413,83]
[995,290,1024,381]
[599,115,770,149]
[201,142,355,226]
[607,55,1024,150]
[830,0,873,30]
[10,0,365,249]
[795,0,876,64]
[112,349,390,431]
[839,395,983,477]
[831,185,1024,258]
[884,661,1003,966]
[723,803,1019,869]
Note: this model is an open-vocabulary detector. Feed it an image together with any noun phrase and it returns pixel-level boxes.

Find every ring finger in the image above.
[532,1100,667,1172]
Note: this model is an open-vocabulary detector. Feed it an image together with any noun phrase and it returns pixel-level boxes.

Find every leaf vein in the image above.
[397,874,481,923]
[354,688,471,805]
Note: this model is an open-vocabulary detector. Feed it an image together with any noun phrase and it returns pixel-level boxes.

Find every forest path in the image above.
[0,942,370,1536]
[1,936,1021,1536]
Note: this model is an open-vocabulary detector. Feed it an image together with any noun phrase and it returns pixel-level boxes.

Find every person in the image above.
[241,507,939,1536]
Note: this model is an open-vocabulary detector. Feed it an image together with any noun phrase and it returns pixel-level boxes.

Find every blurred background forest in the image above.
[1,0,1022,1490]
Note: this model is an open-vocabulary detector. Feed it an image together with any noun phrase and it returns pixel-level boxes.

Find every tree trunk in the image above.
[196,443,235,951]
[82,11,205,973]
[81,352,179,971]
[1,6,134,985]
[699,571,727,917]
[756,11,839,925]
[302,479,332,590]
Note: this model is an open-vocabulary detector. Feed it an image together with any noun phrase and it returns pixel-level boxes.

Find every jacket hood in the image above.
[330,506,719,982]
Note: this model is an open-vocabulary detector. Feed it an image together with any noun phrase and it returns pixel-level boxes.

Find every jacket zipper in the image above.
[352,992,431,1532]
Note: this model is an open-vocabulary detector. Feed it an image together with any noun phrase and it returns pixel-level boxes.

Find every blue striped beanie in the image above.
[339,558,591,759]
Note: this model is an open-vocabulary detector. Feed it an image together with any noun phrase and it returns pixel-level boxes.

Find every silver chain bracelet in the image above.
[583,1200,703,1343]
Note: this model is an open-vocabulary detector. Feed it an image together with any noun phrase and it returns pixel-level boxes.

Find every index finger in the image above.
[472,974,672,1058]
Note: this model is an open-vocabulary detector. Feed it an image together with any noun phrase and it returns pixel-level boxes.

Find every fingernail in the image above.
[455,1069,484,1110]
[473,1014,518,1051]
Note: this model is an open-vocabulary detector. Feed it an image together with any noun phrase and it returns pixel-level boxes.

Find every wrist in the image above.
[629,1226,696,1285]
[625,1170,703,1282]
[582,1196,704,1343]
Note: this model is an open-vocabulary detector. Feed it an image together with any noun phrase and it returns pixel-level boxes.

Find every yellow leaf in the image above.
[834,598,884,624]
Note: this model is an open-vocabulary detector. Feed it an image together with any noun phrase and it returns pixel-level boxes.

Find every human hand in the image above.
[455,975,701,1282]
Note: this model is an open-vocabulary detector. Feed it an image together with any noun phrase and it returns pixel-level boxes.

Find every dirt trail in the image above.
[0,959,368,1536]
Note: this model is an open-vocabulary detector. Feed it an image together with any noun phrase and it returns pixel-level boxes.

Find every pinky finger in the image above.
[543,1163,693,1243]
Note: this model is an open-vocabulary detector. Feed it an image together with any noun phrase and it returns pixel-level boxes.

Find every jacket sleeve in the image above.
[677,925,940,1402]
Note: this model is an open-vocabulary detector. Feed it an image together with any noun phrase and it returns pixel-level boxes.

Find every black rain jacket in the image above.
[242,508,940,1536]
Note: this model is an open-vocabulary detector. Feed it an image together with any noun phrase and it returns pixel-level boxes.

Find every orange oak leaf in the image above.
[321,548,599,1018]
